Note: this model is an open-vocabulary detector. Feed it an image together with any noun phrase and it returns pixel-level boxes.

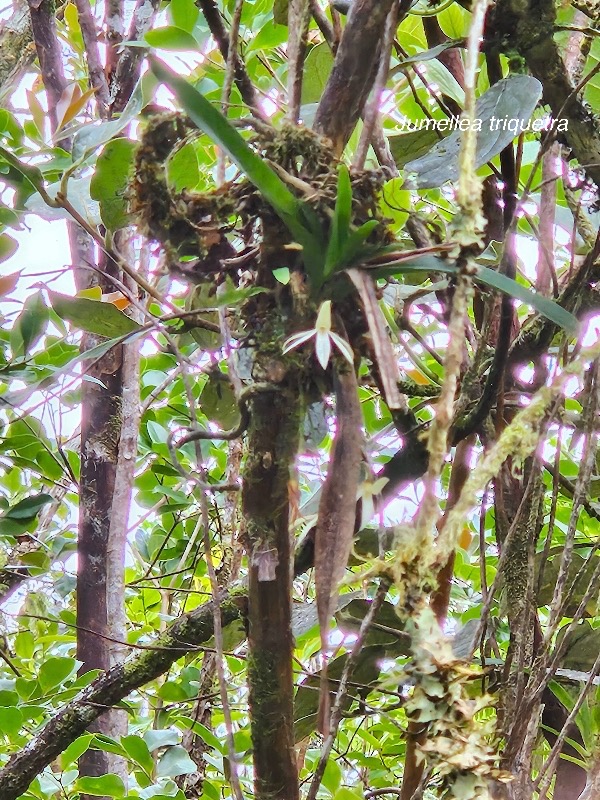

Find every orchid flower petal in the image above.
[282,330,316,353]
[315,300,332,333]
[330,332,355,365]
[315,331,332,369]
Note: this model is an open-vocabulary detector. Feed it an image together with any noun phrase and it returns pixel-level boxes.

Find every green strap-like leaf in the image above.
[476,265,578,334]
[370,255,578,333]
[325,164,353,276]
[337,220,380,268]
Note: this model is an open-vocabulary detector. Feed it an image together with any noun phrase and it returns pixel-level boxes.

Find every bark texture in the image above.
[0,0,35,104]
[243,379,303,800]
[314,0,396,153]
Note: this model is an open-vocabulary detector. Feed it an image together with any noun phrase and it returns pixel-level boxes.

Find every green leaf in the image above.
[322,758,342,793]
[387,127,441,169]
[121,734,154,774]
[38,656,77,691]
[247,20,289,53]
[61,734,95,768]
[149,57,325,282]
[3,493,54,520]
[168,0,199,32]
[176,719,223,753]
[48,291,142,337]
[166,140,200,192]
[301,42,334,105]
[213,281,266,307]
[438,3,470,37]
[73,79,145,159]
[273,267,290,284]
[379,177,410,231]
[371,255,578,333]
[0,233,17,263]
[403,75,543,188]
[146,420,169,445]
[423,58,465,105]
[476,265,578,334]
[14,632,35,660]
[76,774,126,798]
[92,734,128,757]
[10,290,48,357]
[156,745,198,777]
[0,145,46,195]
[0,203,20,229]
[90,138,136,231]
[0,109,24,147]
[396,40,465,69]
[145,26,200,51]
[144,729,181,752]
[325,164,352,275]
[64,1,84,51]
[338,219,380,267]
[0,706,23,737]
[334,788,363,800]
[201,374,240,429]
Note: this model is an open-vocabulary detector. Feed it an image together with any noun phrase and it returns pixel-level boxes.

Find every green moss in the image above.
[247,650,280,735]
[130,114,391,292]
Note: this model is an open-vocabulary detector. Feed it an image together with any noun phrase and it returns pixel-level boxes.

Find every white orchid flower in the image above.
[282,300,354,369]
[357,476,389,530]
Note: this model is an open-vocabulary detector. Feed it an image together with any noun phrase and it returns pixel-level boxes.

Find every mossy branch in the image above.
[0,594,245,800]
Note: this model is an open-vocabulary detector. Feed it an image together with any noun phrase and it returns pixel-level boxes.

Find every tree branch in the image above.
[26,0,67,131]
[242,380,302,800]
[104,0,123,84]
[0,593,246,800]
[196,0,267,120]
[287,0,311,123]
[110,0,161,115]
[313,0,396,154]
[74,0,110,117]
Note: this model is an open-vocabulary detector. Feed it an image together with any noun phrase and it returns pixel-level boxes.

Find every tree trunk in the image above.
[243,378,303,800]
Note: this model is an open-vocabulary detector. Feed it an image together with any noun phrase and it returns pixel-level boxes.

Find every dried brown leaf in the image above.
[315,364,363,650]
[347,268,403,410]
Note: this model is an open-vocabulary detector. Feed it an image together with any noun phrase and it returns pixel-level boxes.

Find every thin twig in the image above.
[217,0,244,184]
[287,0,312,123]
[197,0,267,119]
[309,0,334,47]
[73,0,110,117]
[200,488,245,800]
[547,360,599,633]
[306,579,391,800]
